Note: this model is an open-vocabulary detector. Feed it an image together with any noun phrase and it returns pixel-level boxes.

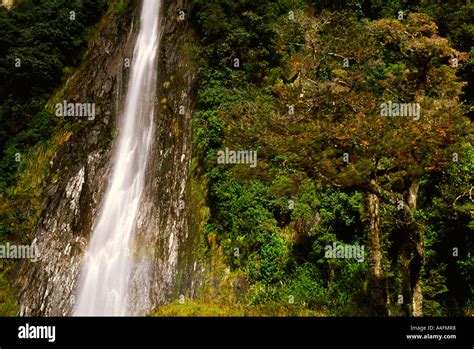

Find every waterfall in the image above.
[73,0,161,316]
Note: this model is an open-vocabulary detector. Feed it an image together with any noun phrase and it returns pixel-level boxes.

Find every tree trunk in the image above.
[367,186,387,315]
[412,280,423,316]
[401,177,424,316]
[401,240,411,316]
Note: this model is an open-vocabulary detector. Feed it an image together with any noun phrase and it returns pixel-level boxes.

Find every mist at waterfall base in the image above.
[73,0,160,316]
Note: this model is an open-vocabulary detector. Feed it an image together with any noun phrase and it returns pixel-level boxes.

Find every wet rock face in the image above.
[12,0,203,316]
[11,1,140,316]
[128,0,204,314]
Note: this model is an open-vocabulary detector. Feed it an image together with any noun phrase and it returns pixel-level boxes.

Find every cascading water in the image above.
[73,0,161,316]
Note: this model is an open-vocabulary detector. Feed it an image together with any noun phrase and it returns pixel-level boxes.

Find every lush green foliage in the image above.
[0,0,107,189]
[190,0,473,316]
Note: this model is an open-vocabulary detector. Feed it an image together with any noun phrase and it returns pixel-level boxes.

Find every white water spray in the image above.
[73,0,161,316]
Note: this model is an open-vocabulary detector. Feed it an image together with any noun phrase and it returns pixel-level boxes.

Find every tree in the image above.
[265,11,471,315]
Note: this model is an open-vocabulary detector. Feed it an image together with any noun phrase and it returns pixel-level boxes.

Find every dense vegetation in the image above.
[188,0,473,316]
[0,0,107,191]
